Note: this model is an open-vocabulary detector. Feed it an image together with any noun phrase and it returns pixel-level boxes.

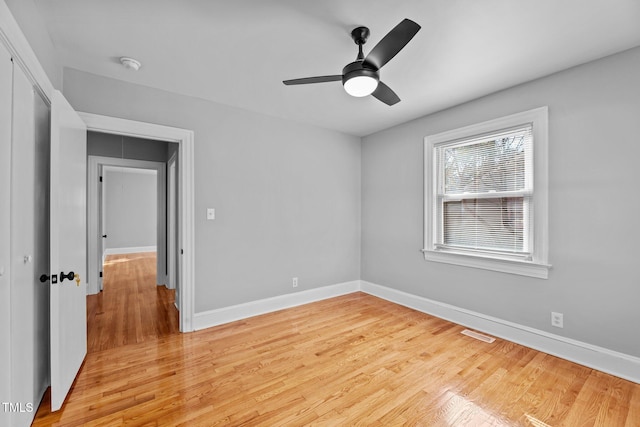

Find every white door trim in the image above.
[80,112,195,333]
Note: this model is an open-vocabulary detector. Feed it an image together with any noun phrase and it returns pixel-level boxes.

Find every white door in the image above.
[167,155,176,291]
[49,90,87,411]
[9,57,37,421]
[8,56,51,427]
[98,163,105,291]
[0,41,13,426]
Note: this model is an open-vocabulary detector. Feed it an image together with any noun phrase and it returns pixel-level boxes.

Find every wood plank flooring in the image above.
[33,255,640,426]
[87,252,179,352]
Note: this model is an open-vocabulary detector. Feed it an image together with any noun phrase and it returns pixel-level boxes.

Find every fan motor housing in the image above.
[341,61,379,85]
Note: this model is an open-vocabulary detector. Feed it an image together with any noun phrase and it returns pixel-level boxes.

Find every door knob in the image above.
[102,235,107,238]
[60,271,75,282]
[40,274,50,283]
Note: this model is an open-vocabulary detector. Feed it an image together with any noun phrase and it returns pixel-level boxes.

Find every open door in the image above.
[167,154,177,291]
[98,163,105,291]
[49,90,87,411]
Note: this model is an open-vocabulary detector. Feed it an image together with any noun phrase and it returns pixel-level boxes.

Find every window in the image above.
[423,107,550,278]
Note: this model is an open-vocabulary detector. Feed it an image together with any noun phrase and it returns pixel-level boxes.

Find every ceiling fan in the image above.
[283,18,421,106]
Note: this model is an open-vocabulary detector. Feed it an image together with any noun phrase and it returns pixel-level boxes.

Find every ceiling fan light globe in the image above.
[344,75,379,97]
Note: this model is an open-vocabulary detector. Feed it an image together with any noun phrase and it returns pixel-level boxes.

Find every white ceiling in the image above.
[34,0,640,137]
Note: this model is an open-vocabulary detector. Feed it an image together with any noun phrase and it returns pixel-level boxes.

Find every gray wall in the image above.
[104,169,157,251]
[361,46,640,358]
[64,68,362,312]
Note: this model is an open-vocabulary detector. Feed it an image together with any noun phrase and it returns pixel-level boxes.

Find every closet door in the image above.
[10,59,45,427]
[0,42,13,427]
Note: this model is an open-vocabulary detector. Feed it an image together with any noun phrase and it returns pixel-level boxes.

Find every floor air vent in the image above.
[461,329,496,343]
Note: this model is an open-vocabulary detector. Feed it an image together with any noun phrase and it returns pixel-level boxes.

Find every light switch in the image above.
[206,208,215,220]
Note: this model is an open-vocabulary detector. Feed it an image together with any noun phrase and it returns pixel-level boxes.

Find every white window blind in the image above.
[435,125,533,259]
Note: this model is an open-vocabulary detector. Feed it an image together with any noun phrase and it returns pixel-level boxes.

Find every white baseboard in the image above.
[190,278,640,383]
[104,246,156,255]
[193,280,360,331]
[360,280,640,384]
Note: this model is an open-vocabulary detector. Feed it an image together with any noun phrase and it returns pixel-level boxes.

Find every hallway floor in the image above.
[87,252,180,352]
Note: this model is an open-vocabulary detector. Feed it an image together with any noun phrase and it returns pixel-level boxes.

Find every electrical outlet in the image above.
[551,312,563,328]
[292,277,298,288]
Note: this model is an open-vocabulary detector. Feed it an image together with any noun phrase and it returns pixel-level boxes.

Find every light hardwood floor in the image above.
[33,254,640,426]
[86,252,179,352]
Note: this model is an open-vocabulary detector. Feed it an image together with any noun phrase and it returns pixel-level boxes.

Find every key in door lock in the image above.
[74,273,80,286]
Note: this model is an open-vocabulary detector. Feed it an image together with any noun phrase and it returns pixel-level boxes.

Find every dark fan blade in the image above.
[372,81,400,106]
[283,75,342,85]
[364,18,420,70]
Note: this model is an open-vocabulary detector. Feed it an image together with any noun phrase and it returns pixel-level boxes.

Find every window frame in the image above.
[423,107,550,279]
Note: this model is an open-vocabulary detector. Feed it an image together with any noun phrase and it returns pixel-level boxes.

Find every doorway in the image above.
[81,113,195,332]
[89,155,168,294]
[87,133,179,347]
[101,165,161,290]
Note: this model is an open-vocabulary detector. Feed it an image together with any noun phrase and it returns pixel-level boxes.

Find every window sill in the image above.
[422,248,551,279]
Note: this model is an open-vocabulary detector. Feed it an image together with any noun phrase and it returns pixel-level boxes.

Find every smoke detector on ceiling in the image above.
[119,57,141,71]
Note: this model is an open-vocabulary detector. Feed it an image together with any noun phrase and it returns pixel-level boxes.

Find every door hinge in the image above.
[99,176,103,182]
[99,271,103,278]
